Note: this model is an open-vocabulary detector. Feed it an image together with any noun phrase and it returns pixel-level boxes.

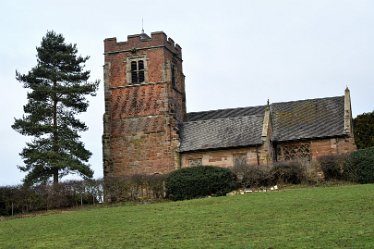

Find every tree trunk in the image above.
[53,169,59,184]
[52,80,59,184]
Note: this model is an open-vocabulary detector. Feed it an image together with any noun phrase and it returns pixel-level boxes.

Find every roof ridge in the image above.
[182,114,264,124]
[270,95,344,106]
[186,95,344,115]
[186,105,266,115]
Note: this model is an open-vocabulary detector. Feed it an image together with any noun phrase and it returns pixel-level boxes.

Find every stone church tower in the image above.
[103,31,186,177]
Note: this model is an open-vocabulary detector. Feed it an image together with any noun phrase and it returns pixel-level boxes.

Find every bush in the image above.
[318,154,347,181]
[0,180,104,216]
[302,160,324,184]
[165,166,238,201]
[232,164,273,188]
[104,174,167,202]
[270,161,305,184]
[344,147,374,184]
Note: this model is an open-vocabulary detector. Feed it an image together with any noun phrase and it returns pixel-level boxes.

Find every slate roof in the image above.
[179,115,264,152]
[179,95,346,152]
[271,96,345,142]
[187,105,265,121]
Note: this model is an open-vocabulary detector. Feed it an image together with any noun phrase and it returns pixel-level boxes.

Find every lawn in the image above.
[0,184,373,249]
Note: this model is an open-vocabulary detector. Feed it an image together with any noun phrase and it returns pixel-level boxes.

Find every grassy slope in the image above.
[0,184,373,249]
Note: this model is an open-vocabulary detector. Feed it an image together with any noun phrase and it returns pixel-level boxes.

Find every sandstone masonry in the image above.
[103,32,186,176]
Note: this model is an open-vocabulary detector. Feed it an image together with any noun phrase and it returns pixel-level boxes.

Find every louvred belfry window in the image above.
[131,60,145,84]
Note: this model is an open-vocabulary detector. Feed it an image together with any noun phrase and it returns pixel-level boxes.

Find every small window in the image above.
[278,143,311,161]
[130,60,145,84]
[234,154,247,167]
[131,61,137,83]
[171,64,176,87]
[188,158,202,167]
[138,61,145,83]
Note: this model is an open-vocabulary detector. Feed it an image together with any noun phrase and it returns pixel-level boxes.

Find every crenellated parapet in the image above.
[104,31,182,59]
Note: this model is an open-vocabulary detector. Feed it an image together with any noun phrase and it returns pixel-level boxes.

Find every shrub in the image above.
[165,166,238,201]
[104,176,131,202]
[270,161,305,184]
[232,164,273,188]
[353,110,374,149]
[318,154,347,181]
[343,147,374,184]
[147,174,167,199]
[0,180,104,216]
[104,174,167,202]
[301,160,323,184]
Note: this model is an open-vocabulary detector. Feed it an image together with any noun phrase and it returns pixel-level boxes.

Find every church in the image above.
[102,31,356,177]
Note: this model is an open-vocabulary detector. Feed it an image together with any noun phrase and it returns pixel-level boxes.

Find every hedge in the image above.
[318,154,347,180]
[0,180,103,216]
[232,164,273,188]
[165,166,238,201]
[344,147,374,183]
[270,161,305,184]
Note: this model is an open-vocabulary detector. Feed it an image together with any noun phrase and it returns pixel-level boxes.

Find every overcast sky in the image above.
[1,0,373,185]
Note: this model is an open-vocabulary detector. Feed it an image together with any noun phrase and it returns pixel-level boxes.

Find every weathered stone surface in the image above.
[181,147,262,168]
[103,32,185,177]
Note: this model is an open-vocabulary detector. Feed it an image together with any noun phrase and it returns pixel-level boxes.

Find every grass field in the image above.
[0,184,373,249]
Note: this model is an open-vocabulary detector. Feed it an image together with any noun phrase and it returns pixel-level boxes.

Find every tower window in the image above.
[171,64,176,87]
[131,60,145,84]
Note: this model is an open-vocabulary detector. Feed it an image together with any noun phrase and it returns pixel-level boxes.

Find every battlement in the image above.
[104,31,182,57]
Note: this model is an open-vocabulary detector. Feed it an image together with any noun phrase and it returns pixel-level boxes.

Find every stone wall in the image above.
[181,147,261,168]
[276,136,356,162]
[310,137,356,160]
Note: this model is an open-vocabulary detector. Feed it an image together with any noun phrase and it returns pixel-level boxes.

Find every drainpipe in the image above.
[256,146,260,166]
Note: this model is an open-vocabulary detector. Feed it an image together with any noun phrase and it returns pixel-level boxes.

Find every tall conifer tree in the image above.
[12,31,99,185]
